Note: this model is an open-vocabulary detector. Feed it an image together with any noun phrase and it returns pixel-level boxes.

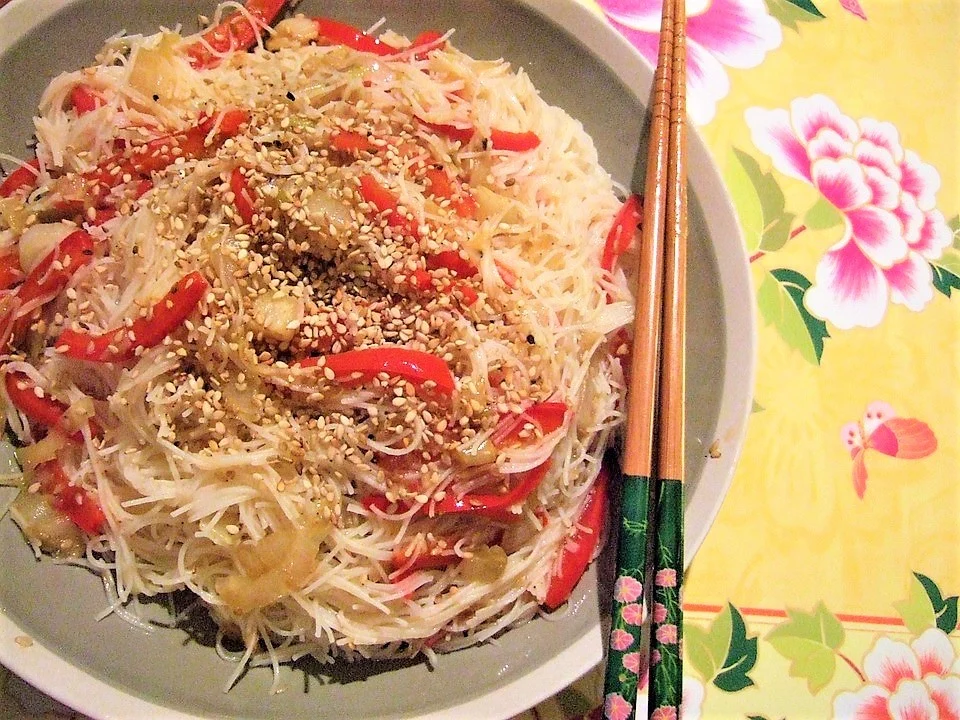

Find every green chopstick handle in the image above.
[648,477,684,717]
[602,472,652,720]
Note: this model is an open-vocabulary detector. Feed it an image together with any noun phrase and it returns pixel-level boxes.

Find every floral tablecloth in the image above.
[1,0,958,718]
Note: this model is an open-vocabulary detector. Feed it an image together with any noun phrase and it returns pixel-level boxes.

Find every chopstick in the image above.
[602,0,687,717]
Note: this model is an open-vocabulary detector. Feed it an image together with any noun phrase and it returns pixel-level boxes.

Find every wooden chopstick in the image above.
[602,0,687,717]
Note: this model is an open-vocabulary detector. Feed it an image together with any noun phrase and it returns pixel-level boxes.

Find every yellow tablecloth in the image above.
[1,1,958,718]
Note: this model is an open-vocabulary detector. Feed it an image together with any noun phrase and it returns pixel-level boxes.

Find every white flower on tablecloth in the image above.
[832,628,960,719]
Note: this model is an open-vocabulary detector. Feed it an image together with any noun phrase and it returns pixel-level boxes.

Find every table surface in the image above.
[1,0,958,718]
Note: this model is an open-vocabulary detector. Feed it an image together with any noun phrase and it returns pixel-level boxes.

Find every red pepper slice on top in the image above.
[432,460,551,521]
[492,401,568,447]
[426,250,478,279]
[357,174,421,238]
[70,85,104,115]
[299,347,456,396]
[230,168,256,225]
[418,118,542,152]
[55,271,208,363]
[330,131,375,154]
[410,30,446,61]
[185,0,287,69]
[4,372,101,443]
[312,17,401,56]
[423,167,478,219]
[543,463,610,610]
[601,194,641,273]
[7,230,96,338]
[0,158,40,198]
[36,460,106,535]
[0,253,24,291]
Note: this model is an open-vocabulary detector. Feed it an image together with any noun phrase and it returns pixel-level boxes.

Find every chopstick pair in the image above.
[603,0,687,718]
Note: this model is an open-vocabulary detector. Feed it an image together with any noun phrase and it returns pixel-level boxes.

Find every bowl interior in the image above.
[0,1,753,718]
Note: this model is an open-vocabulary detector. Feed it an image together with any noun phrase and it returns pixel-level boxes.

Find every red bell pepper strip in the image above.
[184,0,287,69]
[418,119,475,145]
[85,109,248,198]
[330,131,374,154]
[0,158,40,198]
[55,271,208,363]
[0,253,24,290]
[9,229,96,337]
[4,372,101,443]
[364,461,550,523]
[432,461,551,521]
[230,168,256,225]
[36,459,106,535]
[455,282,479,306]
[424,167,477,218]
[70,85,104,115]
[543,464,609,610]
[489,129,541,152]
[312,17,401,56]
[410,30,446,61]
[600,194,641,273]
[426,250,478,278]
[299,347,456,396]
[492,401,568,447]
[358,174,421,237]
[419,118,542,152]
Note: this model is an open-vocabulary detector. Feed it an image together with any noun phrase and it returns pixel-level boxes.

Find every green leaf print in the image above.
[725,148,795,254]
[757,268,830,364]
[766,602,844,694]
[930,249,960,298]
[803,195,844,230]
[686,604,733,684]
[765,0,827,30]
[894,573,938,633]
[711,604,758,693]
[913,572,959,633]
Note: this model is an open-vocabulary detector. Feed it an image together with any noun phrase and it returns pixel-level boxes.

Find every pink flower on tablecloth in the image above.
[656,568,677,587]
[623,651,644,675]
[654,603,669,623]
[622,602,646,625]
[615,575,644,602]
[610,628,635,651]
[605,692,633,720]
[746,94,952,329]
[655,624,679,645]
[651,707,678,720]
[841,401,937,498]
[832,628,960,719]
[598,0,782,125]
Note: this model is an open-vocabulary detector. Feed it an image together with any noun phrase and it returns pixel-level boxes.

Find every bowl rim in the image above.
[0,0,755,718]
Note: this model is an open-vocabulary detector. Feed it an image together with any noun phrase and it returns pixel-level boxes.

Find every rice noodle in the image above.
[0,8,632,679]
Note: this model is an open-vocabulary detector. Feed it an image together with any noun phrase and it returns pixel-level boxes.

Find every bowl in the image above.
[0,1,755,718]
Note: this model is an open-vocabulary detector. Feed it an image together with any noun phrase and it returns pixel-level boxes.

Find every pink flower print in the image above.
[651,707,678,720]
[622,602,646,626]
[610,628,635,651]
[651,648,662,665]
[656,568,678,587]
[615,575,644,602]
[841,401,937,498]
[655,624,679,645]
[654,603,669,624]
[623,651,645,675]
[832,628,960,719]
[605,692,633,720]
[746,94,952,329]
[598,0,782,125]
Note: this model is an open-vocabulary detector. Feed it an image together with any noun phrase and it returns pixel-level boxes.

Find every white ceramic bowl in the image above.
[0,1,755,718]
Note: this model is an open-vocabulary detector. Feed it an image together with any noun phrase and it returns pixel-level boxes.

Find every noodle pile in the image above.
[0,9,633,682]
